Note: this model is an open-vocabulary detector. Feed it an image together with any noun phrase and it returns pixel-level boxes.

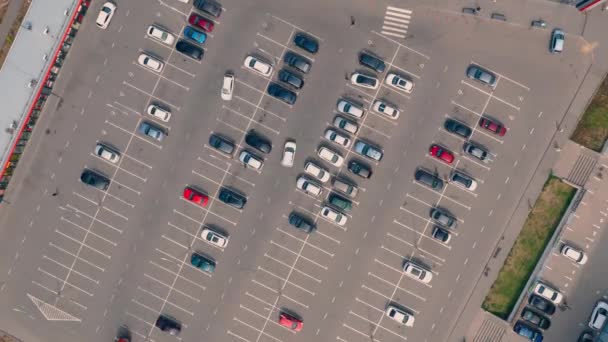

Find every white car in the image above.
[147,104,171,122]
[94,143,120,163]
[296,176,322,197]
[320,206,347,226]
[333,116,358,134]
[96,2,116,29]
[138,53,164,72]
[304,161,330,183]
[281,141,296,167]
[221,73,234,101]
[403,261,433,284]
[243,56,273,77]
[337,99,364,119]
[560,244,588,265]
[590,301,608,330]
[324,129,351,148]
[533,282,563,305]
[146,25,175,45]
[350,72,379,89]
[385,305,414,327]
[318,147,344,167]
[239,150,263,170]
[372,100,400,120]
[385,73,414,93]
[201,228,229,248]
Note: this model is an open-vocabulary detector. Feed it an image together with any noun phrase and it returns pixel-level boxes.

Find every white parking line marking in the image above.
[470,60,530,90]
[371,30,430,59]
[223,105,280,135]
[49,242,104,271]
[122,152,153,169]
[165,61,196,78]
[91,157,147,182]
[122,81,181,110]
[461,80,520,111]
[257,266,315,295]
[132,60,191,90]
[197,157,255,187]
[349,311,407,340]
[55,229,111,259]
[61,217,117,246]
[368,272,426,302]
[106,103,130,116]
[451,101,482,117]
[270,14,324,41]
[109,179,141,196]
[269,240,328,270]
[234,95,287,121]
[240,305,297,333]
[275,227,334,256]
[105,120,162,150]
[143,273,201,302]
[387,232,446,263]
[361,122,392,138]
[264,253,322,283]
[411,181,472,210]
[217,117,247,134]
[192,169,222,187]
[43,255,99,284]
[404,194,465,223]
[102,206,129,221]
[137,286,194,315]
[233,317,283,342]
[256,33,315,62]
[66,204,123,233]
[343,323,382,342]
[227,330,252,342]
[38,267,93,296]
[72,192,99,206]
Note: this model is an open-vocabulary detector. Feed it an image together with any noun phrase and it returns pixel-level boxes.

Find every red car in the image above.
[429,144,454,164]
[279,312,303,331]
[188,13,214,32]
[479,117,506,136]
[183,186,209,207]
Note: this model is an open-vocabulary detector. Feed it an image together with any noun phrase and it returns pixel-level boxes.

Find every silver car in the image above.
[354,140,383,161]
[138,122,165,141]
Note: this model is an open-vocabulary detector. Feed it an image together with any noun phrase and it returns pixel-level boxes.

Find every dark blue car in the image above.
[514,322,543,342]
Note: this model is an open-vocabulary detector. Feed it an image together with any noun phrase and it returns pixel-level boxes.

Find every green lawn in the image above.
[482,176,576,319]
[572,77,608,152]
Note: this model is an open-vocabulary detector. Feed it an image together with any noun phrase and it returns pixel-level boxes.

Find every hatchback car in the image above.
[513,322,544,342]
[296,176,323,197]
[221,73,234,100]
[359,52,386,73]
[430,207,456,229]
[80,169,110,190]
[560,244,588,265]
[208,134,234,155]
[354,140,383,161]
[521,308,551,330]
[218,188,247,209]
[528,295,556,315]
[147,104,171,122]
[466,64,496,87]
[550,29,564,53]
[293,32,318,54]
[385,305,414,327]
[429,144,454,164]
[334,116,358,134]
[244,56,273,77]
[325,129,351,148]
[279,312,303,331]
[138,53,164,72]
[288,212,315,233]
[372,100,400,119]
[479,117,507,136]
[431,226,451,243]
[155,315,181,336]
[239,150,263,170]
[190,252,215,273]
[183,186,209,207]
[278,69,304,89]
[284,52,311,73]
[332,178,358,198]
[337,99,364,119]
[449,170,478,191]
[385,73,414,93]
[403,261,433,284]
[138,122,165,141]
[318,147,344,167]
[348,160,372,179]
[267,83,297,105]
[444,118,472,138]
[328,193,352,212]
[94,143,120,163]
[147,25,175,45]
[96,2,116,29]
[320,206,347,226]
[414,168,443,190]
[590,301,608,330]
[351,73,379,89]
[281,141,296,167]
[245,131,272,154]
[463,141,488,162]
[193,0,222,17]
[183,26,207,44]
[534,282,563,305]
[304,161,330,183]
[176,40,203,61]
[201,228,229,248]
[188,13,214,32]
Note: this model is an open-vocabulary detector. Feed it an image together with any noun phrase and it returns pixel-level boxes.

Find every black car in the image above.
[414,168,444,190]
[80,169,110,190]
[520,308,551,330]
[245,130,272,154]
[513,321,543,342]
[359,52,386,73]
[293,32,318,54]
[208,134,235,155]
[218,187,246,209]
[444,118,472,138]
[278,69,304,89]
[193,0,222,17]
[348,160,372,179]
[284,52,311,73]
[176,40,203,61]
[267,83,297,105]
[528,295,556,315]
[190,252,216,273]
[288,212,315,233]
[431,226,451,243]
[579,331,595,342]
[328,193,352,212]
[155,315,181,336]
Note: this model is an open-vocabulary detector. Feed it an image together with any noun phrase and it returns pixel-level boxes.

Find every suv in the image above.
[354,140,383,161]
[550,29,564,53]
[328,193,352,212]
[463,141,489,162]
[267,83,297,105]
[193,0,221,17]
[348,160,372,179]
[278,69,304,89]
[80,169,110,190]
[208,134,235,155]
[414,168,443,190]
[332,178,358,198]
[245,130,272,153]
[155,315,182,336]
[444,118,472,138]
[218,187,247,209]
[513,322,543,342]
[430,208,456,229]
[359,52,386,73]
[288,212,315,233]
[284,52,311,73]
[190,252,215,273]
[449,170,478,191]
[293,32,318,54]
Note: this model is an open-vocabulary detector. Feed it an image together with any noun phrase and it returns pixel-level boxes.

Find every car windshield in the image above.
[359,76,374,85]
[102,7,112,13]
[410,267,422,277]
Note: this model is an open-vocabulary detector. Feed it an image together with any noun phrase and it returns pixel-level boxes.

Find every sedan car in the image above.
[176,40,203,61]
[359,52,386,73]
[449,170,478,191]
[521,308,551,330]
[293,32,318,54]
[528,295,556,315]
[430,207,456,229]
[304,161,330,183]
[296,176,322,197]
[239,150,263,170]
[385,305,414,327]
[208,134,234,155]
[513,322,543,342]
[218,188,246,209]
[190,252,215,273]
[385,73,414,93]
[188,13,214,32]
[320,206,347,226]
[267,83,297,105]
[279,312,303,331]
[183,26,207,44]
[332,178,358,198]
[466,64,496,87]
[337,99,364,119]
[550,28,564,53]
[463,141,489,162]
[479,117,507,136]
[351,72,379,89]
[288,212,315,233]
[281,141,296,167]
[318,147,344,167]
[155,315,181,336]
[193,0,222,17]
[348,160,371,179]
[534,282,563,305]
[429,144,454,164]
[244,56,273,77]
[278,69,304,89]
[183,186,209,207]
[334,116,358,134]
[80,169,110,190]
[147,104,171,122]
[245,131,272,154]
[147,25,175,45]
[138,122,165,141]
[284,52,311,73]
[372,100,400,119]
[221,73,234,101]
[94,143,120,163]
[325,129,351,148]
[403,261,433,284]
[444,118,472,138]
[431,226,451,243]
[560,244,588,264]
[138,53,164,72]
[414,168,443,190]
[201,228,229,248]
[96,2,116,29]
[354,140,383,161]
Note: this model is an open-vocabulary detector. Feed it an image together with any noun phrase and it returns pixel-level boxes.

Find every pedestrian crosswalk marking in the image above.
[382,6,412,39]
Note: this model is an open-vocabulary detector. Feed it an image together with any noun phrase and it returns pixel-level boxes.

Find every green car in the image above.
[190,253,215,273]
[328,193,352,212]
